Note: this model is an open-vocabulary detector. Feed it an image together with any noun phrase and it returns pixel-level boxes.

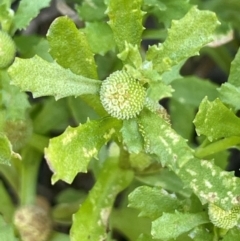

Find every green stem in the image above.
[0,164,20,197]
[118,145,131,169]
[195,136,240,158]
[213,226,219,241]
[20,147,42,206]
[28,133,49,152]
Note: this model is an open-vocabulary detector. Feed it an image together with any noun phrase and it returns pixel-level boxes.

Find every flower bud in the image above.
[13,205,52,241]
[208,203,240,229]
[100,70,146,120]
[0,31,16,69]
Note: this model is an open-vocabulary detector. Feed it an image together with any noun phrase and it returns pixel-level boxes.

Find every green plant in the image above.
[1,0,240,240]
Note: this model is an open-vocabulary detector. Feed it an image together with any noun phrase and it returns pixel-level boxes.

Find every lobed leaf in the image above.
[193,98,240,141]
[151,211,209,240]
[11,0,51,33]
[47,16,97,79]
[70,157,133,241]
[138,108,193,171]
[8,56,101,100]
[108,0,144,53]
[179,158,240,210]
[128,186,182,220]
[146,7,219,73]
[45,117,122,184]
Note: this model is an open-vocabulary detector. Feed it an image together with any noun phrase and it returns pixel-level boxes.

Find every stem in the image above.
[213,226,219,241]
[20,147,42,206]
[195,136,240,158]
[118,145,131,169]
[0,164,20,197]
[28,133,49,152]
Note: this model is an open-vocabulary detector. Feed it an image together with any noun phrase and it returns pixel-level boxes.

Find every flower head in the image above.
[100,70,146,120]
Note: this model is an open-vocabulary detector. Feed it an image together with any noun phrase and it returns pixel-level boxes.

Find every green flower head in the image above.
[100,70,146,120]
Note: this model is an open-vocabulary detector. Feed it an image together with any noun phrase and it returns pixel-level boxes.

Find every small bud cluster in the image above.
[0,30,16,69]
[100,70,146,120]
[208,203,240,229]
[13,205,52,241]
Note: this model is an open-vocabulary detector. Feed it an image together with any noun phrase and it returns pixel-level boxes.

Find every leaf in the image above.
[0,3,14,32]
[136,168,192,198]
[111,208,151,241]
[121,119,144,153]
[0,181,15,222]
[146,7,219,73]
[218,48,240,111]
[222,227,240,241]
[169,99,196,140]
[0,215,17,241]
[108,0,144,52]
[198,0,240,31]
[45,117,122,184]
[143,0,166,11]
[161,60,184,85]
[11,0,51,33]
[33,98,71,134]
[0,133,21,165]
[1,70,30,120]
[47,16,97,79]
[117,43,142,68]
[193,98,240,141]
[137,233,160,241]
[227,47,240,87]
[8,56,101,100]
[171,76,218,107]
[68,97,99,124]
[179,158,240,210]
[151,211,209,240]
[70,157,133,241]
[146,81,173,108]
[14,35,52,62]
[218,83,240,111]
[128,186,182,220]
[188,226,213,241]
[145,0,191,27]
[169,76,218,139]
[138,108,193,171]
[83,22,115,55]
[76,0,107,22]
